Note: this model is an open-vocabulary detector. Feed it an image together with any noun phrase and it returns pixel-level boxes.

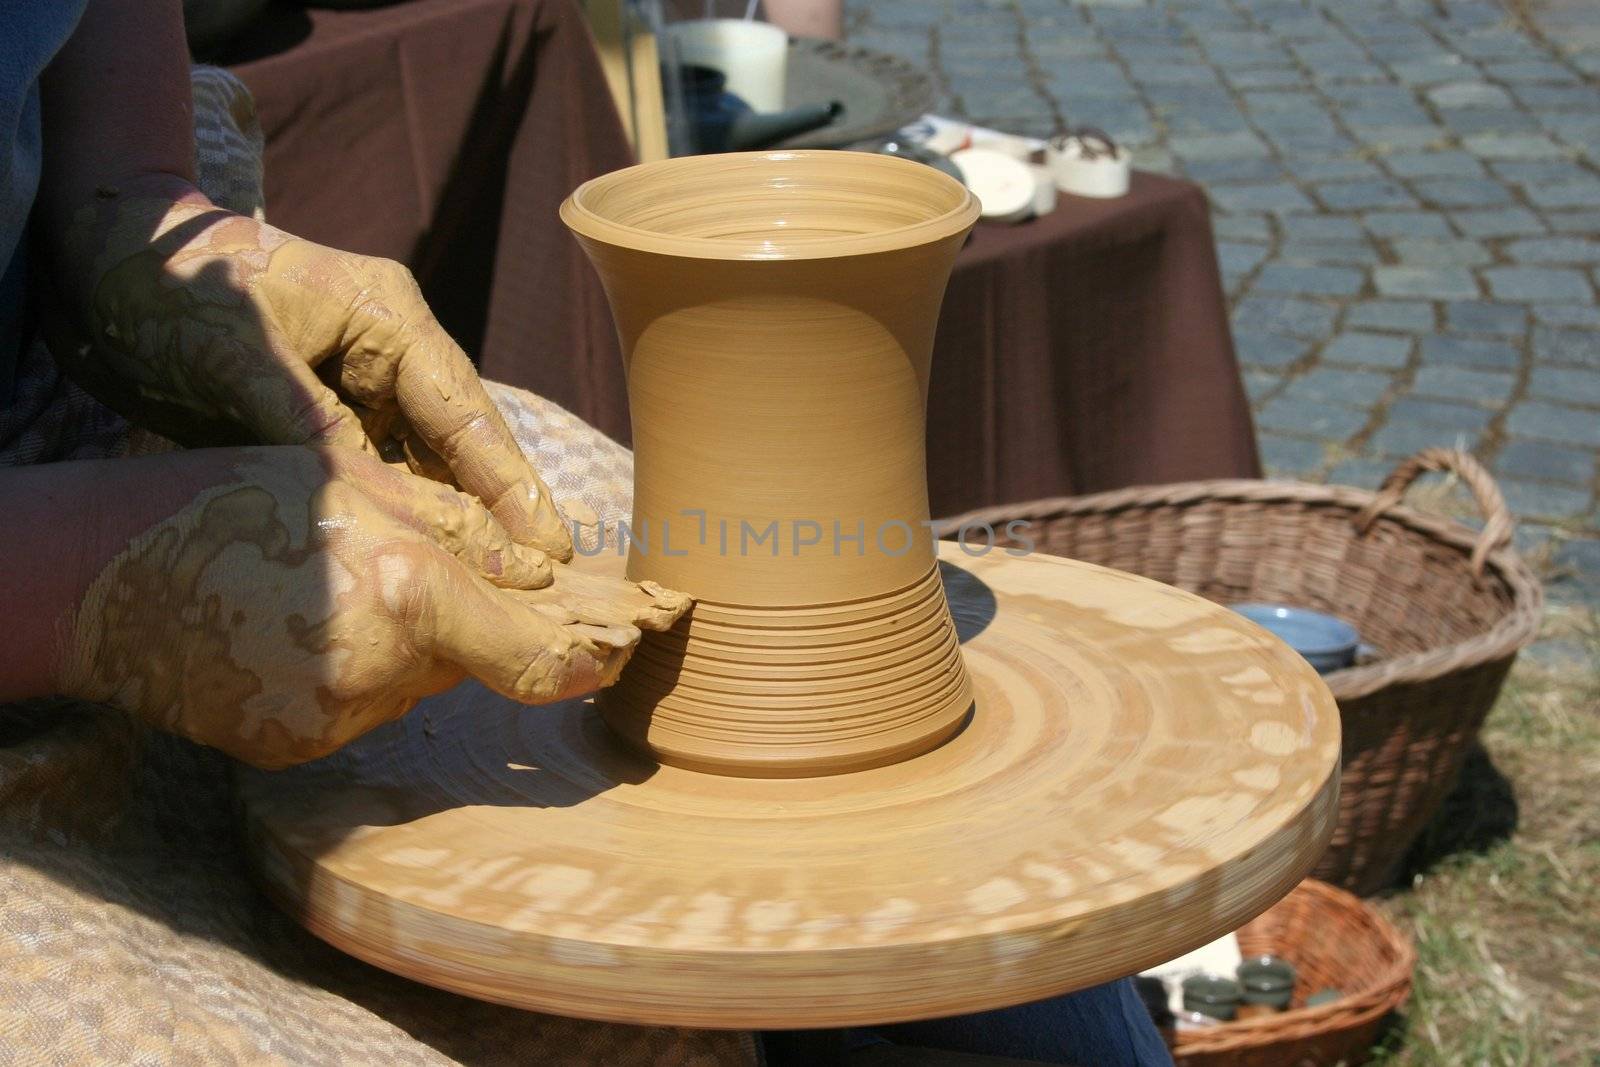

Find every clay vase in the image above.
[562,151,981,777]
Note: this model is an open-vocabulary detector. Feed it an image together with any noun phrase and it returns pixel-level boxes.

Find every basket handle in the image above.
[1352,448,1514,578]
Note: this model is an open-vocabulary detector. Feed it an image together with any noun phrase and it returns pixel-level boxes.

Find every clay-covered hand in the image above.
[56,446,688,769]
[55,186,572,559]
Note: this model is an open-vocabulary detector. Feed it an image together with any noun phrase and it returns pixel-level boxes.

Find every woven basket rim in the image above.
[937,476,1545,701]
[1169,879,1417,1056]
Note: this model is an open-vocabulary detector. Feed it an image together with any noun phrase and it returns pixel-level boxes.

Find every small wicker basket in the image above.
[939,449,1544,895]
[1169,879,1416,1067]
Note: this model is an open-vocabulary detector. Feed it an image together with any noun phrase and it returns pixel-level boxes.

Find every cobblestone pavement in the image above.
[846,0,1600,640]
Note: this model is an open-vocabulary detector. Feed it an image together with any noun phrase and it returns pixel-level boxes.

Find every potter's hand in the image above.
[54,184,572,560]
[54,447,687,769]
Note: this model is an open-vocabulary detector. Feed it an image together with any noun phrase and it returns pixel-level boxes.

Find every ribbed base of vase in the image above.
[598,565,974,777]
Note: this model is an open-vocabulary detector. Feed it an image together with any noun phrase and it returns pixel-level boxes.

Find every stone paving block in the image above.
[1291,158,1385,183]
[1484,266,1594,304]
[1442,108,1534,137]
[1419,334,1521,369]
[1523,180,1600,210]
[1410,365,1517,405]
[1532,326,1600,368]
[1030,37,1112,60]
[1496,478,1594,520]
[1345,124,1450,150]
[1513,84,1600,111]
[1484,60,1580,83]
[1253,263,1366,297]
[1545,211,1600,237]
[1448,208,1547,237]
[1281,216,1366,242]
[1225,67,1307,89]
[1389,238,1493,266]
[1460,131,1570,158]
[1505,237,1600,265]
[1367,420,1480,458]
[1168,131,1273,161]
[1427,80,1515,108]
[1256,395,1370,439]
[1345,301,1436,333]
[1284,366,1395,407]
[1130,63,1223,87]
[1218,241,1269,277]
[1315,179,1419,211]
[1445,301,1529,337]
[1389,56,1477,86]
[1312,60,1389,85]
[1208,182,1316,214]
[1496,438,1596,486]
[1539,112,1600,146]
[1213,215,1273,243]
[1361,211,1454,239]
[1527,365,1600,407]
[1277,241,1381,267]
[1234,330,1313,368]
[1322,330,1414,367]
[1373,266,1480,300]
[1258,433,1327,474]
[1506,401,1600,447]
[1383,151,1487,179]
[1233,296,1341,339]
[1252,108,1343,138]
[1532,306,1600,330]
[1328,457,1401,487]
[1266,129,1362,156]
[1389,394,1496,431]
[1340,102,1438,128]
[1407,177,1515,207]
[1242,90,1323,113]
[1184,158,1286,184]
[1325,82,1417,108]
[1488,159,1595,187]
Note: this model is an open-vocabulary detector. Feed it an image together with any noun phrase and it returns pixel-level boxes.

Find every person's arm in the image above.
[0,448,686,767]
[35,0,197,220]
[34,0,573,560]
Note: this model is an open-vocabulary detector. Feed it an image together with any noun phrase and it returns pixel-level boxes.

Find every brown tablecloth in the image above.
[230,3,1258,513]
[927,173,1260,516]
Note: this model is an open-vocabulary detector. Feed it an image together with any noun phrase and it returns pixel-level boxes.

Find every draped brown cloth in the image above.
[230,1,1258,514]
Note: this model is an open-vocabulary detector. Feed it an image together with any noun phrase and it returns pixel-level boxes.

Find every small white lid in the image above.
[951,148,1037,222]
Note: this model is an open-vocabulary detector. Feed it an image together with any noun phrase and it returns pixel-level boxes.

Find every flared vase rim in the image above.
[559,150,981,262]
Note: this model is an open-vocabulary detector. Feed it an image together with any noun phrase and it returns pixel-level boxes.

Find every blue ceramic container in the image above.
[1230,603,1360,674]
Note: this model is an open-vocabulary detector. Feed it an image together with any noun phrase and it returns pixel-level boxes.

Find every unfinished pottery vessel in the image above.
[561,150,982,777]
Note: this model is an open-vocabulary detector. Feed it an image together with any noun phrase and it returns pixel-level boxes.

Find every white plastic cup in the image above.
[667,19,788,113]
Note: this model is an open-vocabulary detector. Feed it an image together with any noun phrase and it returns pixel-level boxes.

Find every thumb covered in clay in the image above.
[426,565,679,705]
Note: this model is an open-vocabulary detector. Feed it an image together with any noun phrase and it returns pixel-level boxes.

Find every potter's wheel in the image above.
[237,545,1340,1029]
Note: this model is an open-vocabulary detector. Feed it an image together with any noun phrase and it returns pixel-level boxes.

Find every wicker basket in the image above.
[939,449,1544,895]
[1169,879,1416,1067]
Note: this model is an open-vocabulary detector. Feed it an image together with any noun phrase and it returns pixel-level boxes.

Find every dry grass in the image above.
[1368,614,1599,1066]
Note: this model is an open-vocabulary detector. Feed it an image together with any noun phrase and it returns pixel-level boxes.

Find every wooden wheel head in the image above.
[237,548,1341,1028]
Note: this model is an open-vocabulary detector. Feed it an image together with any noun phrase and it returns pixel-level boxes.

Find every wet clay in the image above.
[57,448,686,769]
[561,151,983,776]
[58,192,571,557]
[236,545,1343,1027]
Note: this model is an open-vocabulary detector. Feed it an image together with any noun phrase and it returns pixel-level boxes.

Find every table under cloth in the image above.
[228,1,1259,514]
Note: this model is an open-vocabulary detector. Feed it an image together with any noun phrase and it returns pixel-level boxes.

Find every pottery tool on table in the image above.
[238,151,1340,1029]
